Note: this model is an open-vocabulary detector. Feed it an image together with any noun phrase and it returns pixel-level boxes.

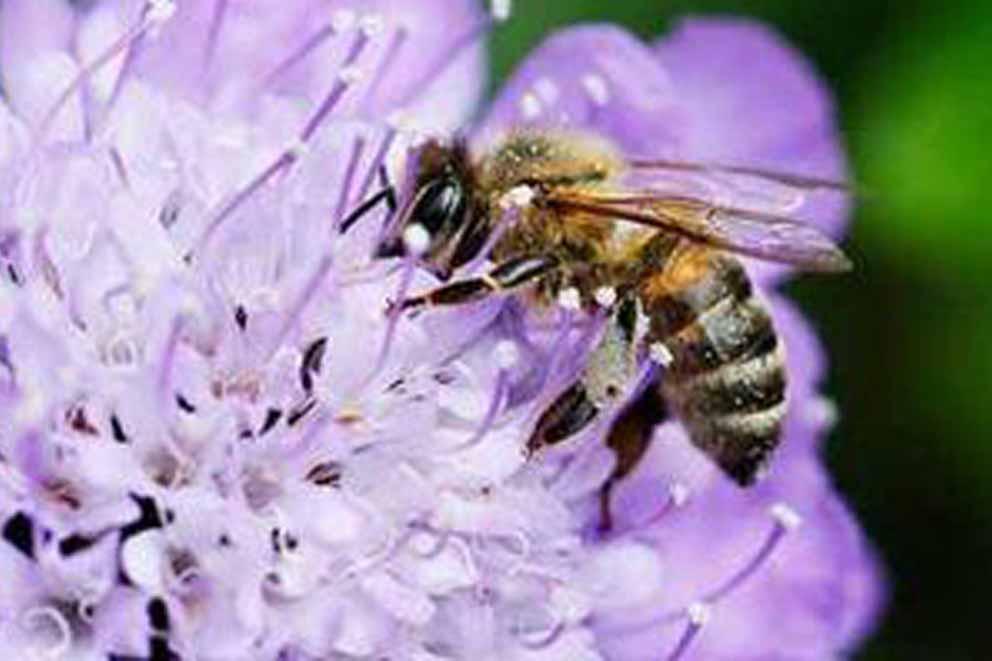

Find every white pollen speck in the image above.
[338,65,364,85]
[770,502,803,531]
[594,287,617,308]
[403,223,431,256]
[519,93,542,120]
[494,341,520,369]
[687,602,712,626]
[145,0,177,25]
[360,13,385,37]
[669,482,690,507]
[500,185,534,210]
[581,73,610,107]
[534,77,560,105]
[491,0,513,22]
[805,396,839,429]
[557,288,582,311]
[331,9,358,33]
[650,341,674,367]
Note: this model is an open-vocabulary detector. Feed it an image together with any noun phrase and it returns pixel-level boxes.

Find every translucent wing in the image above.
[627,158,849,192]
[546,191,852,273]
[623,158,851,219]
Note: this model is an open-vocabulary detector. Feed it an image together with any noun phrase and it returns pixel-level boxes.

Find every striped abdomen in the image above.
[640,248,787,485]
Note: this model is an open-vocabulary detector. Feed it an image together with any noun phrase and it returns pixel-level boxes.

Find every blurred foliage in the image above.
[489,1,991,660]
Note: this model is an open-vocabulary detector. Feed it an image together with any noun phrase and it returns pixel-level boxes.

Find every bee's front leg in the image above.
[395,255,557,312]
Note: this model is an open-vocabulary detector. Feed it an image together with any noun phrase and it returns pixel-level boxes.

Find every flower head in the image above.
[0,2,881,659]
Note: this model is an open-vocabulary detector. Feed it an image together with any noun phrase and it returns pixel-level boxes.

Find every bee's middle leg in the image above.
[396,255,557,311]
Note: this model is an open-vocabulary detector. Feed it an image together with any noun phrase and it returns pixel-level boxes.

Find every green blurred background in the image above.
[490,2,990,660]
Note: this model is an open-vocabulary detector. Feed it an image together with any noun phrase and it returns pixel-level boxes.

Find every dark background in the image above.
[491,2,991,660]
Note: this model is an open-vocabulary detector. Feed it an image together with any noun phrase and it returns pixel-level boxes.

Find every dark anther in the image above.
[299,337,328,392]
[175,394,196,414]
[270,528,281,554]
[234,305,248,331]
[2,511,35,559]
[259,408,283,435]
[146,597,170,632]
[286,399,317,427]
[119,494,164,544]
[68,407,99,435]
[149,635,181,661]
[59,533,98,556]
[110,414,130,443]
[217,533,231,547]
[305,461,341,487]
[6,263,22,285]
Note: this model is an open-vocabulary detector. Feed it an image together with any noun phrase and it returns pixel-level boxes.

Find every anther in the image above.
[331,9,359,33]
[666,602,710,661]
[770,502,803,531]
[594,287,617,309]
[359,14,386,38]
[669,481,690,507]
[581,73,611,107]
[146,0,177,26]
[500,185,535,210]
[520,93,543,120]
[557,288,582,311]
[702,504,799,603]
[649,341,674,367]
[491,0,513,22]
[495,340,520,370]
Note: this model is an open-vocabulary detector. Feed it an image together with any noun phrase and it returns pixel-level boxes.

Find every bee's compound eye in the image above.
[411,177,466,237]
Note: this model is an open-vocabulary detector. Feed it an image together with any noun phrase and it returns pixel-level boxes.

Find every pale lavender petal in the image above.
[655,18,850,283]
[477,25,687,155]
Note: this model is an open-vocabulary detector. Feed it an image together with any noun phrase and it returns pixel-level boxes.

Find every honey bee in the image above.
[370,130,850,530]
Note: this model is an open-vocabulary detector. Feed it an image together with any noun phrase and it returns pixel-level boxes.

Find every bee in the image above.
[371,129,850,530]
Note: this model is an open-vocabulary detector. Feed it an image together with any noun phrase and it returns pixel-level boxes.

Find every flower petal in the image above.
[477,25,687,155]
[654,18,850,283]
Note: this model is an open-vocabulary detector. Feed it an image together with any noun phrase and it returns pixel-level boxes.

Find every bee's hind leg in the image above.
[598,380,667,533]
[526,295,646,461]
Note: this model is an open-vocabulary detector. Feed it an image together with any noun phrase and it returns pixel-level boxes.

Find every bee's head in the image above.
[375,139,488,280]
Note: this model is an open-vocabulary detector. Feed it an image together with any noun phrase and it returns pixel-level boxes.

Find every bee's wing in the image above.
[627,158,849,191]
[546,191,852,273]
[624,159,850,218]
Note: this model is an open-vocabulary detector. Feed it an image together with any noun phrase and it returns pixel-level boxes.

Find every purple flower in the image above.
[0,2,882,659]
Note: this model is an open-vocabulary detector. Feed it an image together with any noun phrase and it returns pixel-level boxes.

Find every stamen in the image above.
[332,136,367,228]
[396,7,503,106]
[517,619,565,651]
[202,0,230,70]
[449,341,517,452]
[666,602,711,661]
[621,481,690,536]
[702,503,801,603]
[363,252,418,387]
[193,35,373,258]
[262,10,358,86]
[361,26,410,109]
[37,0,175,144]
